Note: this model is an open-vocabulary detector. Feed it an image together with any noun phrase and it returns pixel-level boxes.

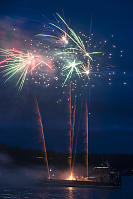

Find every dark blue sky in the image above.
[0,0,133,153]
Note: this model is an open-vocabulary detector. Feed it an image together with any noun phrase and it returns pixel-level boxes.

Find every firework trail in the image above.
[68,91,76,174]
[85,102,89,177]
[72,103,83,171]
[71,95,76,153]
[35,98,50,178]
[0,49,52,90]
[68,84,72,171]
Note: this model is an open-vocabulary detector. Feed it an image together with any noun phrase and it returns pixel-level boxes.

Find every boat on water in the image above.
[39,165,121,188]
[41,177,121,188]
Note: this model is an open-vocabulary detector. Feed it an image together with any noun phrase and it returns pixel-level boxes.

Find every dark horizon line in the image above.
[1,142,133,155]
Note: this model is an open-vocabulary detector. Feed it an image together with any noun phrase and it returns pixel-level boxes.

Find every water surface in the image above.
[0,176,133,199]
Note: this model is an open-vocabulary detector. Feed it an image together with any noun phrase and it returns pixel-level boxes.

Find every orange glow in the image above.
[60,34,68,44]
[67,173,75,181]
[69,175,73,181]
[82,64,90,77]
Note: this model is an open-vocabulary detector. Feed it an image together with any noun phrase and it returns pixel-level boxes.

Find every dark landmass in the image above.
[0,143,133,176]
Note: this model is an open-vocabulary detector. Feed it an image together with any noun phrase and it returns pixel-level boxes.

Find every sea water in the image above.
[0,176,133,199]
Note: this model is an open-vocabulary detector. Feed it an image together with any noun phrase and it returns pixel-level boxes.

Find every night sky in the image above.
[0,0,133,154]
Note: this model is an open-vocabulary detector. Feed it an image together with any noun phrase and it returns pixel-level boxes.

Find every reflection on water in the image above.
[68,187,74,199]
[0,177,133,199]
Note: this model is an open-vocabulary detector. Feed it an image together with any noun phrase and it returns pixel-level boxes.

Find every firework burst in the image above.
[0,48,52,90]
[39,13,101,57]
[38,13,101,84]
[62,60,83,84]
